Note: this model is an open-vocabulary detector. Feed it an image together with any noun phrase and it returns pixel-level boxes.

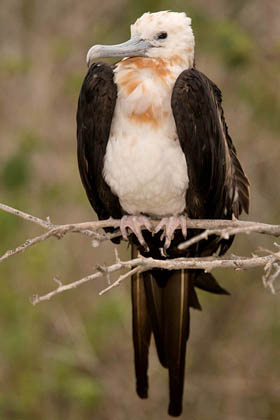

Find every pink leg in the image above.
[120,215,152,249]
[154,215,187,251]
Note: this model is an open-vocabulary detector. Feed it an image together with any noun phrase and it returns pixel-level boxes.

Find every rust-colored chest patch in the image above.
[115,57,174,127]
[116,57,173,94]
[129,106,168,127]
[119,57,172,79]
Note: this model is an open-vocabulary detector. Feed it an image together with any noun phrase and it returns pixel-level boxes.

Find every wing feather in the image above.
[77,62,122,221]
[171,68,249,221]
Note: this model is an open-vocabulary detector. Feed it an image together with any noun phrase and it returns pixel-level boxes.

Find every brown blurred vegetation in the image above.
[0,0,280,419]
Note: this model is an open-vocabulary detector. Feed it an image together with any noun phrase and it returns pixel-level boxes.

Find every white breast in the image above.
[103,58,189,217]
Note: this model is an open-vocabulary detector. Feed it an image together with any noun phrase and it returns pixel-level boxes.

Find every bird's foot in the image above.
[120,215,152,250]
[155,215,187,252]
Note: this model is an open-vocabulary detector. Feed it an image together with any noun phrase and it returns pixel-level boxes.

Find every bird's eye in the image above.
[156,32,168,40]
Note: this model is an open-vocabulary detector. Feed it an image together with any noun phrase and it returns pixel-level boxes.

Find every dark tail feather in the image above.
[131,246,152,398]
[194,271,230,295]
[144,269,190,416]
[163,270,190,417]
[189,278,202,310]
[143,274,168,367]
[131,245,191,416]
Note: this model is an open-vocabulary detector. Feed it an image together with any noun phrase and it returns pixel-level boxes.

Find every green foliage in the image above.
[126,0,163,20]
[190,10,254,68]
[42,182,67,200]
[19,129,41,153]
[63,71,84,96]
[1,153,30,190]
[215,21,254,67]
[52,38,73,61]
[238,80,280,131]
[0,287,104,418]
[1,129,40,191]
[60,374,103,409]
[85,296,126,352]
[0,56,32,76]
[0,211,22,245]
[23,243,52,276]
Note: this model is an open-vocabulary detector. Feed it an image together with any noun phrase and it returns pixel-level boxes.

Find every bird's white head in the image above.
[131,11,194,60]
[87,11,195,67]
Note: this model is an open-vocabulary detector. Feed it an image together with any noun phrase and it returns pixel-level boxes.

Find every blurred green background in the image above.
[1,0,280,419]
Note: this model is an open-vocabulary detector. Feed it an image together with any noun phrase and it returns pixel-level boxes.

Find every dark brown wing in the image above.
[213,81,250,216]
[171,68,250,221]
[77,62,122,221]
[171,68,250,257]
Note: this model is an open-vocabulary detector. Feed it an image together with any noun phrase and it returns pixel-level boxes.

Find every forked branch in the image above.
[1,202,280,304]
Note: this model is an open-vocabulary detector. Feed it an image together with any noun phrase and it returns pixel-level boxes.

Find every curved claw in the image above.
[155,215,187,250]
[120,215,152,251]
[154,219,167,241]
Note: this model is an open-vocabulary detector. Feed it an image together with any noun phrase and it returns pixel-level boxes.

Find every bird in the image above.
[76,11,250,417]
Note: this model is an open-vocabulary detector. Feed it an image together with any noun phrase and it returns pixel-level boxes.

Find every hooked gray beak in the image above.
[86,37,152,67]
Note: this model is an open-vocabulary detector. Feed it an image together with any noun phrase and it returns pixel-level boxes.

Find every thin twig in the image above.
[32,252,280,304]
[0,230,56,263]
[1,201,280,264]
[1,202,280,304]
[0,202,54,229]
[31,261,124,305]
[178,225,280,250]
[99,266,142,296]
[1,202,280,240]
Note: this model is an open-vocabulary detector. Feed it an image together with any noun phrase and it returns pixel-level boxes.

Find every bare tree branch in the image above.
[0,202,54,229]
[1,201,280,304]
[31,251,280,304]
